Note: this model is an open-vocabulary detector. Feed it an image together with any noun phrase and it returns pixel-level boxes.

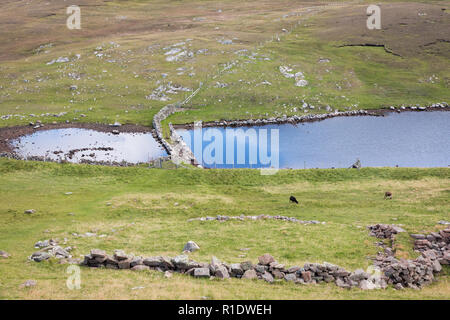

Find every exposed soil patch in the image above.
[316,2,450,58]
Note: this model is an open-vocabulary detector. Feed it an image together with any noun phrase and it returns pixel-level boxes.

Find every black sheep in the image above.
[289,196,299,204]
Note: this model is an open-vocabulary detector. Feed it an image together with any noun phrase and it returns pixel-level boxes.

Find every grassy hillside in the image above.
[0,1,448,128]
[0,159,448,299]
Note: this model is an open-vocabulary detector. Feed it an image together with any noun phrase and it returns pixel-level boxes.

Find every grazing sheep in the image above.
[289,196,299,204]
[384,191,392,200]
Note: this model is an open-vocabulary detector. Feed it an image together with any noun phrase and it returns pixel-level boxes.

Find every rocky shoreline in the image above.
[171,103,449,130]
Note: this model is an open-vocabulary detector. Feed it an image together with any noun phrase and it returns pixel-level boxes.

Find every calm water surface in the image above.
[176,111,450,169]
[12,128,167,163]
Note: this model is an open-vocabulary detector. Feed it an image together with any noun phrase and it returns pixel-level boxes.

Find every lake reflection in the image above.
[176,111,450,169]
[12,128,167,163]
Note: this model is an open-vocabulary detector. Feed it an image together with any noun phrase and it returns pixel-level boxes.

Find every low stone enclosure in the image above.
[187,214,324,225]
[24,223,449,290]
[68,225,449,290]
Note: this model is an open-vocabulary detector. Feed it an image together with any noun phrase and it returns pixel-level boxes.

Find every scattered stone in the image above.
[30,251,51,262]
[24,209,36,214]
[164,271,173,278]
[188,214,323,225]
[183,241,200,252]
[19,280,37,288]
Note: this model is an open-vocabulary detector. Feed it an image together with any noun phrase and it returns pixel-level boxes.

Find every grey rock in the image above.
[143,256,162,267]
[258,253,275,265]
[193,268,210,278]
[130,257,143,267]
[172,255,189,269]
[301,271,312,283]
[336,278,350,288]
[114,250,129,261]
[131,265,149,271]
[359,279,377,290]
[183,241,200,252]
[349,269,369,281]
[287,266,301,273]
[284,273,297,282]
[215,265,230,279]
[117,258,132,269]
[261,271,274,283]
[240,261,253,271]
[0,250,10,258]
[24,209,36,214]
[160,256,174,269]
[242,269,258,280]
[20,280,37,288]
[30,251,50,262]
[254,265,266,273]
[230,263,244,275]
[90,249,107,258]
[394,283,404,290]
[272,269,285,279]
[164,271,173,278]
[432,260,442,273]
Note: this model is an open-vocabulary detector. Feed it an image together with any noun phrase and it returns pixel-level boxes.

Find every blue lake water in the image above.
[12,128,167,163]
[176,111,450,169]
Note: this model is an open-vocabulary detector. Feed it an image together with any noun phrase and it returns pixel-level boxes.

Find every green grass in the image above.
[0,159,448,299]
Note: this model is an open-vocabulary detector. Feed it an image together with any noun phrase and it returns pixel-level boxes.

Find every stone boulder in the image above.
[258,254,275,265]
[242,269,258,280]
[193,268,210,278]
[0,250,10,258]
[131,265,150,271]
[183,241,200,252]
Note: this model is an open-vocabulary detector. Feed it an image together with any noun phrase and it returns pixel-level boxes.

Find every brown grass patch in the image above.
[314,2,450,58]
